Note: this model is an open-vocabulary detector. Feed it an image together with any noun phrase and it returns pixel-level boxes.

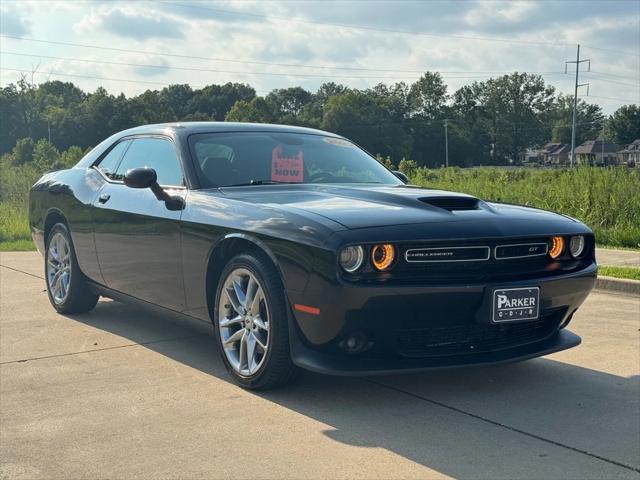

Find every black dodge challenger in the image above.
[29,122,597,389]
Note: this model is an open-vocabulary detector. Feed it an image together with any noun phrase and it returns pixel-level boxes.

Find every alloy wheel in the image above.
[47,232,72,304]
[218,268,270,376]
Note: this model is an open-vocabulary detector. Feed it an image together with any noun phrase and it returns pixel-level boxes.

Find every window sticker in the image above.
[323,137,355,148]
[271,145,304,183]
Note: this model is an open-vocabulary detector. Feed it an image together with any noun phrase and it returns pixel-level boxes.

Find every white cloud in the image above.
[74,5,184,40]
[0,5,32,36]
[0,0,635,112]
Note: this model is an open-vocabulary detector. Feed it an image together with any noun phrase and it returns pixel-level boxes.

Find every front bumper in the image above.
[291,328,581,376]
[286,262,596,375]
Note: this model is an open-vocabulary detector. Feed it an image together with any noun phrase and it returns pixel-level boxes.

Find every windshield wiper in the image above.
[225,180,300,187]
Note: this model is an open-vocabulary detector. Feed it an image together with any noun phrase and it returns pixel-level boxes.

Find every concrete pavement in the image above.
[596,248,640,268]
[1,251,639,479]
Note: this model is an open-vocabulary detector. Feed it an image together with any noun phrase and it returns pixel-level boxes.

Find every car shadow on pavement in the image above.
[67,299,640,479]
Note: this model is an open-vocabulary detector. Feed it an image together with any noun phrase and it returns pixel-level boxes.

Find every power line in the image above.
[588,71,640,82]
[0,35,569,76]
[580,75,640,88]
[162,1,640,58]
[0,51,535,80]
[581,44,640,58]
[161,1,578,48]
[0,67,273,92]
[587,94,640,103]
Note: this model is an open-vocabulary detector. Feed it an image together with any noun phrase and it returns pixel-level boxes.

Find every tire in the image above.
[213,252,298,389]
[45,223,99,314]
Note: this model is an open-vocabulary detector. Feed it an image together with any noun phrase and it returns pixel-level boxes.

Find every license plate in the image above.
[492,287,540,322]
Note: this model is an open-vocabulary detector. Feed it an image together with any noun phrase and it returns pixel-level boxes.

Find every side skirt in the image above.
[88,281,214,337]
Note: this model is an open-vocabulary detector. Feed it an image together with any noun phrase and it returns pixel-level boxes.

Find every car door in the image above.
[91,136,187,311]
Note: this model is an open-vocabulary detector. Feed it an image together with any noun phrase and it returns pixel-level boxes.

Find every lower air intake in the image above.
[397,313,561,358]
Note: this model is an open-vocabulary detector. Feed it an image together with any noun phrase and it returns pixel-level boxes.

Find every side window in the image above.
[96,140,131,179]
[114,138,183,186]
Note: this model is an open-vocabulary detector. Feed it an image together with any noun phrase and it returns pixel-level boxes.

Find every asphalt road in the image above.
[1,251,639,480]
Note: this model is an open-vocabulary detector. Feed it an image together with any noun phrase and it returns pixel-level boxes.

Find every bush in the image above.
[0,140,90,250]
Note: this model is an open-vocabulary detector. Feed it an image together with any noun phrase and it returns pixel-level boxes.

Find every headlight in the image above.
[569,235,585,258]
[371,244,395,271]
[339,246,364,273]
[548,236,564,259]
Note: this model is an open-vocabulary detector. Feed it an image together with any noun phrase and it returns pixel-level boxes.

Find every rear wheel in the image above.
[45,223,99,314]
[213,252,298,389]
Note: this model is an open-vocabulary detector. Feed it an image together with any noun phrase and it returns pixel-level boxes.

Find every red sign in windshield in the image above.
[271,145,304,183]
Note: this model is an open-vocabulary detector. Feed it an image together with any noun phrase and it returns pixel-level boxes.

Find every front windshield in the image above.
[189,132,402,187]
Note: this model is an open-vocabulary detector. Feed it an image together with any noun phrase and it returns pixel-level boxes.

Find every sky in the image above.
[0,0,638,114]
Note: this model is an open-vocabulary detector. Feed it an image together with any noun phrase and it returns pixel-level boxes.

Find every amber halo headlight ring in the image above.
[569,235,586,258]
[339,245,365,273]
[371,244,396,271]
[548,236,565,259]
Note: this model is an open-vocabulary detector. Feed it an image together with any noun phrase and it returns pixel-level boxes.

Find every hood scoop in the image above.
[419,196,479,211]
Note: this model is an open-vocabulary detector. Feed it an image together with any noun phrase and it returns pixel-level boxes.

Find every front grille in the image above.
[405,246,490,262]
[495,242,548,259]
[349,236,594,286]
[397,314,561,358]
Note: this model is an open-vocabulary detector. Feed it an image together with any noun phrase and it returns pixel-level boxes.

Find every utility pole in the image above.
[601,117,605,165]
[565,44,590,167]
[444,119,450,168]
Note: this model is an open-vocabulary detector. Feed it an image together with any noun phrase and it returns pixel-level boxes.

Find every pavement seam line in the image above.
[0,334,207,365]
[366,379,640,473]
[0,263,44,280]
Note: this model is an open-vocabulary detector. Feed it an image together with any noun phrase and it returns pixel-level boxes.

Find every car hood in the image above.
[219,184,575,230]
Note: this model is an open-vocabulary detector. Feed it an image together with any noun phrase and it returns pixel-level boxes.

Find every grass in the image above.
[1,165,639,252]
[411,166,640,249]
[0,202,32,250]
[598,266,640,281]
[0,239,35,251]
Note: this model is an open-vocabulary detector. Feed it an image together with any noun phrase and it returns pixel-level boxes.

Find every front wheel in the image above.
[45,223,99,314]
[213,252,298,389]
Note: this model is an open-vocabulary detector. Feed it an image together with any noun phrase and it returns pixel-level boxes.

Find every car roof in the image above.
[116,122,343,138]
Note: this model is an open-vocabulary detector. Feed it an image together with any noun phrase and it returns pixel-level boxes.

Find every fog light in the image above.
[371,244,395,271]
[339,245,364,273]
[548,236,564,259]
[569,235,585,258]
[339,332,373,354]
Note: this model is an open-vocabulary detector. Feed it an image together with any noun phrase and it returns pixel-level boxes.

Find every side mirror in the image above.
[123,167,185,211]
[124,167,157,189]
[392,170,409,184]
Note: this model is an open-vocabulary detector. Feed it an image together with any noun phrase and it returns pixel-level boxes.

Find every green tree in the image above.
[321,91,412,160]
[266,87,313,123]
[544,94,603,145]
[160,84,194,119]
[451,73,554,164]
[9,138,35,165]
[32,139,60,170]
[607,105,640,145]
[225,97,275,123]
[408,72,448,120]
[188,83,255,120]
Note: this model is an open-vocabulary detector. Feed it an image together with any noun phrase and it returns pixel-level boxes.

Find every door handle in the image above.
[98,194,111,204]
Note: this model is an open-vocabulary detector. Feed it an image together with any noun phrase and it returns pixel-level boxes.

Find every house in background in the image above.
[523,148,541,165]
[539,143,570,165]
[572,140,619,166]
[617,140,640,167]
[546,144,570,165]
